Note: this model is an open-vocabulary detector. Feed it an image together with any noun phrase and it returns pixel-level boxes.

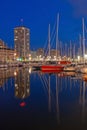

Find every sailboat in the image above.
[76,18,87,74]
[41,14,64,73]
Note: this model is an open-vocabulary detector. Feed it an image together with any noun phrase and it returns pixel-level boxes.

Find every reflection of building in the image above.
[14,26,30,60]
[15,68,30,99]
[0,68,15,88]
[0,39,17,62]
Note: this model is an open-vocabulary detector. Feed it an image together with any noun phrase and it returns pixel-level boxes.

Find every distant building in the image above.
[30,51,37,60]
[36,48,44,57]
[14,26,30,60]
[50,49,60,58]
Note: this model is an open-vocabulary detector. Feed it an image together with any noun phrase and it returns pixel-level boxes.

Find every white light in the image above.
[84,54,87,59]
[77,56,80,61]
[29,68,32,74]
[14,71,17,76]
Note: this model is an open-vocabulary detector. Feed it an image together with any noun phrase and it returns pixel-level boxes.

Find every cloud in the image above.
[67,0,87,17]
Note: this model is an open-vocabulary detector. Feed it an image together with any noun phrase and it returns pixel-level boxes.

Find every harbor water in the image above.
[0,67,87,130]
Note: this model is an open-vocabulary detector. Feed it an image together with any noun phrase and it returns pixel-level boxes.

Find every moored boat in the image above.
[41,65,64,71]
[58,60,71,65]
[76,65,87,74]
[80,67,87,74]
[32,66,41,71]
[41,69,63,74]
[63,64,76,72]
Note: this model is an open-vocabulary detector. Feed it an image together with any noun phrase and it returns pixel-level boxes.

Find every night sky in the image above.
[0,0,87,50]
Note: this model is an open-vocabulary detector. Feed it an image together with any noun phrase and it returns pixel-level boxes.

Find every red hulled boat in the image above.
[40,60,71,72]
[41,65,64,72]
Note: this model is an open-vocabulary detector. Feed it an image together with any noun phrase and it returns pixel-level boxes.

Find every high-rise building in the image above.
[14,26,30,60]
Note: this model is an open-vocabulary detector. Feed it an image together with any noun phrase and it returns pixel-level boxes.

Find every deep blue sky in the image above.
[0,0,87,50]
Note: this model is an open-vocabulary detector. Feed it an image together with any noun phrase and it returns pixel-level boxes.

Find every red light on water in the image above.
[20,102,26,107]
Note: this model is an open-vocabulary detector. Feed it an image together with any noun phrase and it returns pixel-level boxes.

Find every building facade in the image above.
[0,39,17,62]
[14,26,30,60]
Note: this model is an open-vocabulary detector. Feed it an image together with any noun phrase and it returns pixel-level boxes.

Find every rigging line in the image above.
[45,29,56,56]
[44,24,51,57]
[50,20,56,46]
[44,20,57,56]
[51,30,56,48]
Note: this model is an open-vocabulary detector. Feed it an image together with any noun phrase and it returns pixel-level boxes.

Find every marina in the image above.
[1,0,87,129]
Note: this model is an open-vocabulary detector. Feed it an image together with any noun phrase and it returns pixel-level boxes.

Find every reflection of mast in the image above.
[70,76,72,90]
[79,81,82,104]
[48,75,51,112]
[82,81,86,124]
[56,75,60,124]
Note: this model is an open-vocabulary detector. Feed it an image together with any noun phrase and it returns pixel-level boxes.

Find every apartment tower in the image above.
[14,26,30,60]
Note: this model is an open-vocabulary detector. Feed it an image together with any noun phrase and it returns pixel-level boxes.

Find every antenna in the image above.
[20,18,24,26]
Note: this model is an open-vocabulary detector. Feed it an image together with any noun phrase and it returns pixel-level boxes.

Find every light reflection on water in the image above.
[0,67,87,129]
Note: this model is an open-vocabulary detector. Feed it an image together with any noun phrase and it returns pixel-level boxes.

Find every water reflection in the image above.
[14,68,30,99]
[0,67,87,129]
[0,67,30,100]
[38,70,87,128]
[0,68,15,90]
[56,75,60,124]
[48,75,51,112]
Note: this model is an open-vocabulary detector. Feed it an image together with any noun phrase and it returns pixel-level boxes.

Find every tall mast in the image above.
[48,24,50,57]
[79,34,82,59]
[56,13,59,59]
[73,44,75,61]
[70,40,72,59]
[82,18,85,60]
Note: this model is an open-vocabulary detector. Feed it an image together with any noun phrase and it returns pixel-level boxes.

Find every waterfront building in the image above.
[30,51,37,61]
[0,39,17,62]
[14,26,30,61]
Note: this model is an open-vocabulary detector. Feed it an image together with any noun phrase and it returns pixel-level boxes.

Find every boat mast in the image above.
[56,13,59,59]
[70,40,72,60]
[48,24,50,58]
[82,18,85,62]
[79,34,82,62]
